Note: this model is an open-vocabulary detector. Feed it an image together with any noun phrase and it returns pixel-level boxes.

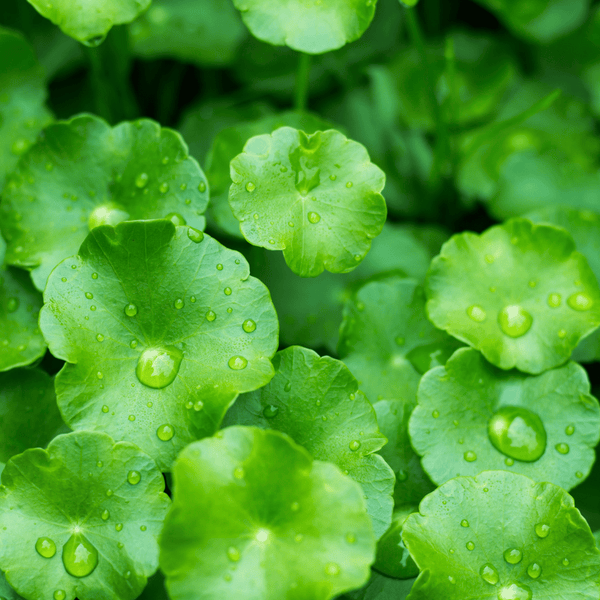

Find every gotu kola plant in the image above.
[1,1,600,600]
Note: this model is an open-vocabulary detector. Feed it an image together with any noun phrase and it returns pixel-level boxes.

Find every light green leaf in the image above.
[0,368,66,471]
[426,218,600,373]
[373,507,419,579]
[0,571,24,600]
[26,0,151,46]
[129,0,246,66]
[473,0,589,43]
[0,27,52,193]
[0,431,170,600]
[160,426,376,600]
[410,348,600,490]
[403,471,600,600]
[526,206,600,362]
[0,234,47,371]
[250,223,447,352]
[39,220,278,471]
[206,111,333,238]
[1,114,209,292]
[232,0,377,54]
[374,400,435,508]
[223,345,394,539]
[338,570,415,599]
[339,276,460,405]
[229,126,386,277]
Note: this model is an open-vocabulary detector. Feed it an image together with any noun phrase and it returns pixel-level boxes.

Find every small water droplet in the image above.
[345,533,356,544]
[535,523,550,538]
[565,425,575,435]
[562,557,570,566]
[467,305,486,322]
[127,470,141,485]
[555,442,569,454]
[567,292,593,311]
[233,467,244,480]
[241,319,257,333]
[62,533,98,577]
[345,182,353,188]
[503,548,522,564]
[174,298,184,309]
[488,406,546,462]
[228,356,247,370]
[35,537,56,558]
[246,182,256,192]
[527,562,541,579]
[96,334,104,343]
[204,309,217,322]
[125,303,138,317]
[90,306,97,311]
[432,410,440,418]
[329,174,337,181]
[480,563,499,585]
[130,340,138,349]
[128,415,136,422]
[349,440,361,452]
[136,346,183,389]
[96,372,103,379]
[263,405,279,418]
[102,405,109,413]
[461,519,469,527]
[558,329,567,339]
[193,400,204,411]
[115,523,123,532]
[325,562,340,576]
[85,292,93,300]
[498,305,533,338]
[224,287,232,296]
[157,424,174,441]
[308,212,321,224]
[101,509,109,521]
[466,541,475,551]
[198,181,206,192]
[135,173,149,188]
[547,293,561,308]
[54,590,66,600]
[464,451,477,462]
[485,254,495,264]
[159,182,169,194]
[92,273,98,279]
[7,298,19,313]
[140,525,147,531]
[187,227,204,243]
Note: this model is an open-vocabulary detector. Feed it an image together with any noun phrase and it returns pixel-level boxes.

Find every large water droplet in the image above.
[503,548,522,565]
[166,212,186,226]
[467,305,487,322]
[135,173,149,188]
[127,470,141,485]
[567,292,593,311]
[242,319,256,333]
[187,227,204,243]
[535,523,550,538]
[228,356,248,370]
[308,212,321,224]
[464,451,477,462]
[62,534,98,578]
[349,440,361,452]
[480,563,499,585]
[466,541,475,551]
[124,303,138,317]
[88,204,129,230]
[497,583,532,600]
[555,442,570,454]
[498,305,533,338]
[488,406,546,462]
[157,424,174,441]
[527,562,541,579]
[54,590,66,600]
[136,346,183,389]
[35,537,56,558]
[263,405,279,418]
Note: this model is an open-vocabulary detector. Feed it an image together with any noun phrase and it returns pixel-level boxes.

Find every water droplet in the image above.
[54,590,66,600]
[224,287,232,296]
[555,442,570,454]
[535,523,550,538]
[466,541,475,551]
[85,292,93,300]
[484,254,495,264]
[329,174,337,181]
[135,173,149,188]
[174,298,184,309]
[127,470,141,485]
[7,298,19,313]
[102,405,109,413]
[461,519,469,527]
[194,400,204,411]
[397,469,408,482]
[157,424,174,441]
[567,292,593,311]
[325,562,340,576]
[558,329,567,339]
[92,273,98,279]
[498,305,533,338]
[140,525,147,531]
[130,340,138,349]
[562,557,569,566]
[498,583,532,600]
[488,406,546,462]
[480,563,499,585]
[124,303,138,317]
[96,372,103,379]
[290,501,300,511]
[128,415,135,422]
[90,305,97,311]
[228,356,248,370]
[565,425,575,436]
[62,533,98,577]
[576,471,583,478]
[503,548,522,564]
[115,523,123,532]
[187,227,204,243]
[61,277,67,282]
[198,181,206,192]
[345,533,356,544]
[240,319,257,334]
[349,440,361,452]
[233,467,244,479]
[547,293,561,308]
[345,182,353,188]
[159,182,169,194]
[467,305,486,322]
[35,537,56,558]
[205,310,217,322]
[263,405,279,418]
[464,451,477,462]
[216,263,223,271]
[101,509,109,521]
[96,334,104,343]
[528,280,537,288]
[432,410,440,418]
[308,212,321,224]
[136,346,183,389]
[246,182,256,192]
[527,562,541,579]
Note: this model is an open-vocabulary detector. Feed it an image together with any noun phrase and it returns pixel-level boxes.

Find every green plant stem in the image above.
[295,53,311,112]
[85,46,114,123]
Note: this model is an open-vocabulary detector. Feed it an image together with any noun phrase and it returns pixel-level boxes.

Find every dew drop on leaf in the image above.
[562,558,570,566]
[174,298,184,309]
[136,346,183,389]
[233,467,244,480]
[101,509,109,521]
[85,292,93,300]
[96,334,104,343]
[124,303,138,317]
[206,310,217,322]
[555,443,570,454]
[7,298,19,313]
[228,356,248,370]
[62,533,98,578]
[463,451,477,462]
[127,470,141,485]
[157,424,174,441]
[35,537,56,558]
[567,292,593,311]
[54,591,66,600]
[242,319,256,333]
[308,211,321,224]
[135,173,149,188]
[198,181,206,193]
[498,305,533,338]
[349,440,361,452]
[187,227,204,243]
[535,523,550,538]
[565,425,575,435]
[467,305,486,322]
[503,548,522,564]
[461,519,469,527]
[115,523,123,532]
[487,406,546,462]
[224,287,232,296]
[246,182,256,192]
[263,405,279,418]
[102,405,109,413]
[480,563,499,585]
[466,541,475,551]
[91,272,98,279]
[194,400,204,411]
[227,546,241,562]
[527,562,542,579]
[159,183,169,194]
[547,293,561,308]
[325,562,340,576]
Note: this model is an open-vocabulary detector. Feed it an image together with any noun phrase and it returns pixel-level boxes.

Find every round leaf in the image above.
[339,570,415,599]
[339,276,460,404]
[403,471,600,599]
[0,234,46,371]
[0,368,65,471]
[0,431,170,600]
[373,507,419,579]
[229,126,386,277]
[129,0,246,67]
[223,345,394,538]
[39,220,278,470]
[410,347,600,490]
[159,426,376,600]
[0,27,52,193]
[425,218,600,373]
[0,571,24,600]
[231,0,377,54]
[1,114,209,291]
[26,0,151,46]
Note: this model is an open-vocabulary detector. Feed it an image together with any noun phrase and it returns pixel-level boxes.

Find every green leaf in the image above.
[398,0,419,6]
[39,220,278,471]
[129,0,247,66]
[373,507,419,579]
[473,0,589,43]
[374,400,435,508]
[0,571,24,600]
[403,471,600,600]
[426,218,600,373]
[138,572,169,600]
[1,114,209,291]
[526,206,600,362]
[339,276,460,405]
[0,431,170,600]
[0,27,52,193]
[0,234,47,371]
[410,347,600,490]
[338,570,415,599]
[0,368,66,471]
[229,127,386,277]
[232,0,377,54]
[250,223,448,352]
[223,346,394,539]
[159,426,376,600]
[206,111,334,238]
[26,0,151,46]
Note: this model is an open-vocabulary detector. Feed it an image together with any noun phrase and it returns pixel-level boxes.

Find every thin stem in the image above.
[84,46,113,122]
[295,53,311,112]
